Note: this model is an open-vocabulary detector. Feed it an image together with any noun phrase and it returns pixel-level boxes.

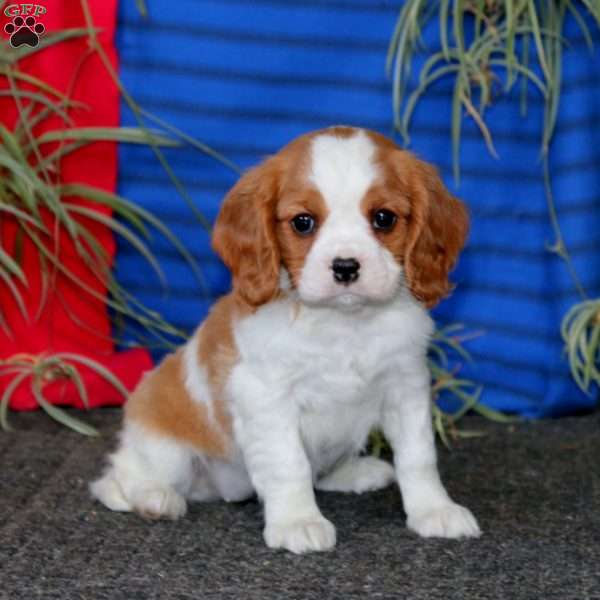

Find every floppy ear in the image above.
[401,155,469,308]
[212,158,281,306]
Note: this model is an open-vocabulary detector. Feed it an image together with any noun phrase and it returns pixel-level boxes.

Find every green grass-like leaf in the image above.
[562,299,600,393]
[0,370,28,431]
[32,379,99,437]
[35,126,180,148]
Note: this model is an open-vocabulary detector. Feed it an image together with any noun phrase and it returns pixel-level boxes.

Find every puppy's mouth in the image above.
[297,286,365,309]
[332,292,364,308]
[302,288,389,312]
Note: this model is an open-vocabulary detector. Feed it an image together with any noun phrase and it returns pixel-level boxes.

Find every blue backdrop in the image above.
[114,0,600,417]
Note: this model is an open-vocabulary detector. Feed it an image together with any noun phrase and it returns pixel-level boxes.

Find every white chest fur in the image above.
[228,293,433,476]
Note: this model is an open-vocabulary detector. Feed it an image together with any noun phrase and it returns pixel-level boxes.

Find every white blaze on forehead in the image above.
[308,131,378,213]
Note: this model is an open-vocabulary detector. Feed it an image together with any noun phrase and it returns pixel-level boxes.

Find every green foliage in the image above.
[388,1,600,401]
[0,1,238,433]
[561,300,600,393]
[388,0,600,181]
[430,324,516,446]
[0,90,192,343]
[0,352,130,435]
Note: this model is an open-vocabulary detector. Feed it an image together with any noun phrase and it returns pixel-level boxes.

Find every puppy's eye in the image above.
[290,213,316,236]
[372,209,397,232]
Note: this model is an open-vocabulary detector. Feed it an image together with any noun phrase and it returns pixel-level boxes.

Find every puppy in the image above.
[91,126,480,553]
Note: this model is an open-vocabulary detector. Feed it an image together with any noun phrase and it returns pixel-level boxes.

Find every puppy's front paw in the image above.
[264,516,336,554]
[407,503,481,539]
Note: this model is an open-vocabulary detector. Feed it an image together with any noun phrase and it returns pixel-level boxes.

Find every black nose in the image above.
[332,257,360,285]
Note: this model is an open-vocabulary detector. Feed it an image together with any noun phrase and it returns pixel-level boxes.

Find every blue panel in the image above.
[114,0,600,416]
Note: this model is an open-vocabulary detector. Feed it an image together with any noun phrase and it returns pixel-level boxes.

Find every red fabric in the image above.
[0,0,153,409]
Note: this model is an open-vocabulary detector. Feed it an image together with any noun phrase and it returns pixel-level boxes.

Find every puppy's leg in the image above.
[316,456,395,494]
[231,372,336,554]
[90,422,191,520]
[186,466,220,503]
[204,455,254,503]
[382,368,481,539]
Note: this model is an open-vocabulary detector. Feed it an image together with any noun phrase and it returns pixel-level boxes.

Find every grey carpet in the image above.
[1,409,599,600]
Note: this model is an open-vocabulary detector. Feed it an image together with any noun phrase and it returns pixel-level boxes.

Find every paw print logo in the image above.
[4,15,45,48]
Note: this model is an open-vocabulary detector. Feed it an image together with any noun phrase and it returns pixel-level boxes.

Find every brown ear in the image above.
[402,156,469,308]
[212,158,281,306]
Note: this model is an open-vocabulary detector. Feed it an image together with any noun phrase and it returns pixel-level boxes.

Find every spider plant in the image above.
[387,0,600,181]
[0,4,239,433]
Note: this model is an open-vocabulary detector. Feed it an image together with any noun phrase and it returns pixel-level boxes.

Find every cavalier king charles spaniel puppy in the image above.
[91,126,480,553]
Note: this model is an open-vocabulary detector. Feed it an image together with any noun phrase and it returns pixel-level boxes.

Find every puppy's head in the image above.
[212,127,468,309]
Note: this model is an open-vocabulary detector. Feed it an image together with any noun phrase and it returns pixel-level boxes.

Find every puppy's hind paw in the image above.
[264,516,336,554]
[407,503,481,539]
[90,473,131,512]
[131,485,187,521]
[316,456,395,494]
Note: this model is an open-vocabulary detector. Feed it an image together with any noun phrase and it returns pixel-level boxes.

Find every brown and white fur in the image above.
[91,126,480,554]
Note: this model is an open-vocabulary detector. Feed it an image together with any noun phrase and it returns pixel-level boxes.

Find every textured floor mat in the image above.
[1,410,599,599]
